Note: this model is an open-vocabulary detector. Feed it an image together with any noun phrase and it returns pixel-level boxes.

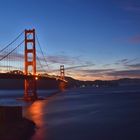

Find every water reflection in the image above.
[23,101,47,140]
[59,82,66,92]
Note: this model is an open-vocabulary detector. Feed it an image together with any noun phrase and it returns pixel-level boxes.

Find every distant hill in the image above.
[65,77,140,88]
[0,77,140,89]
[0,78,60,90]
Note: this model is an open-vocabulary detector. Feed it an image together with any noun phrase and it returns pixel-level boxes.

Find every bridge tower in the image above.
[60,65,65,80]
[59,65,66,91]
[24,29,37,101]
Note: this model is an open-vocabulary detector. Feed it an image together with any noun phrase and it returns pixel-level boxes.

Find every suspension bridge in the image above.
[0,29,67,101]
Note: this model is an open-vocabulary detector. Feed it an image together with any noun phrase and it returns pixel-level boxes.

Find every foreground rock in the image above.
[0,117,36,140]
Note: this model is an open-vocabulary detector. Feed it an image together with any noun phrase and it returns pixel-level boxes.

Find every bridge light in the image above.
[35,77,38,80]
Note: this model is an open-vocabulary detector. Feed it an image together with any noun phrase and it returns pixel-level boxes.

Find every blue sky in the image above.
[0,0,140,80]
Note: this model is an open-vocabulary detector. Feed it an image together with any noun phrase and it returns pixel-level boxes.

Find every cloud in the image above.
[115,58,138,65]
[65,64,95,70]
[115,59,129,65]
[120,59,129,63]
[69,68,140,80]
[46,55,76,65]
[107,69,140,77]
[79,69,114,74]
[72,69,115,79]
[0,51,24,61]
[47,64,95,74]
[46,54,95,67]
[65,68,114,81]
[126,63,140,68]
[102,64,110,67]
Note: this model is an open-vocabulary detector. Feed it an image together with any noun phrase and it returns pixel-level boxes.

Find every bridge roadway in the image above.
[0,73,66,83]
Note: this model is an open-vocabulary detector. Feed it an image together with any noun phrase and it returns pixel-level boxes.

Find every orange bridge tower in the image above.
[24,29,37,101]
[60,65,65,80]
[59,65,66,91]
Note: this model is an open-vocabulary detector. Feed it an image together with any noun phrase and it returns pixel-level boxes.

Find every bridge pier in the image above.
[24,78,38,101]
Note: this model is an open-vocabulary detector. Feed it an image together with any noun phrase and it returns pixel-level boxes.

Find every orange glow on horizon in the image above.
[64,72,140,81]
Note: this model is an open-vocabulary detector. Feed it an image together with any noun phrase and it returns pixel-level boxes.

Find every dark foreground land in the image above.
[22,86,140,140]
[0,118,35,140]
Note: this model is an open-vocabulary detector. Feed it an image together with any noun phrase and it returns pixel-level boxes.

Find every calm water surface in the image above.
[0,86,140,140]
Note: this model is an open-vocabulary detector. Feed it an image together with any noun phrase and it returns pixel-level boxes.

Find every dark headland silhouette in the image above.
[0,77,140,89]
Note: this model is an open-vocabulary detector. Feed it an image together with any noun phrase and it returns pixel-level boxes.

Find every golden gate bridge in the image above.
[0,29,67,101]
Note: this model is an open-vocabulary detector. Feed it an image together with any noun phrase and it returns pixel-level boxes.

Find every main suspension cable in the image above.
[0,33,31,61]
[0,31,24,53]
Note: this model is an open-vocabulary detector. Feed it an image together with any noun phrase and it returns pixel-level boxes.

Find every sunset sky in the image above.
[0,0,140,80]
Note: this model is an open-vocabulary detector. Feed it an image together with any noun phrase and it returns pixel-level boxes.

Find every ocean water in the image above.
[0,86,140,140]
[0,89,59,99]
[24,86,140,140]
